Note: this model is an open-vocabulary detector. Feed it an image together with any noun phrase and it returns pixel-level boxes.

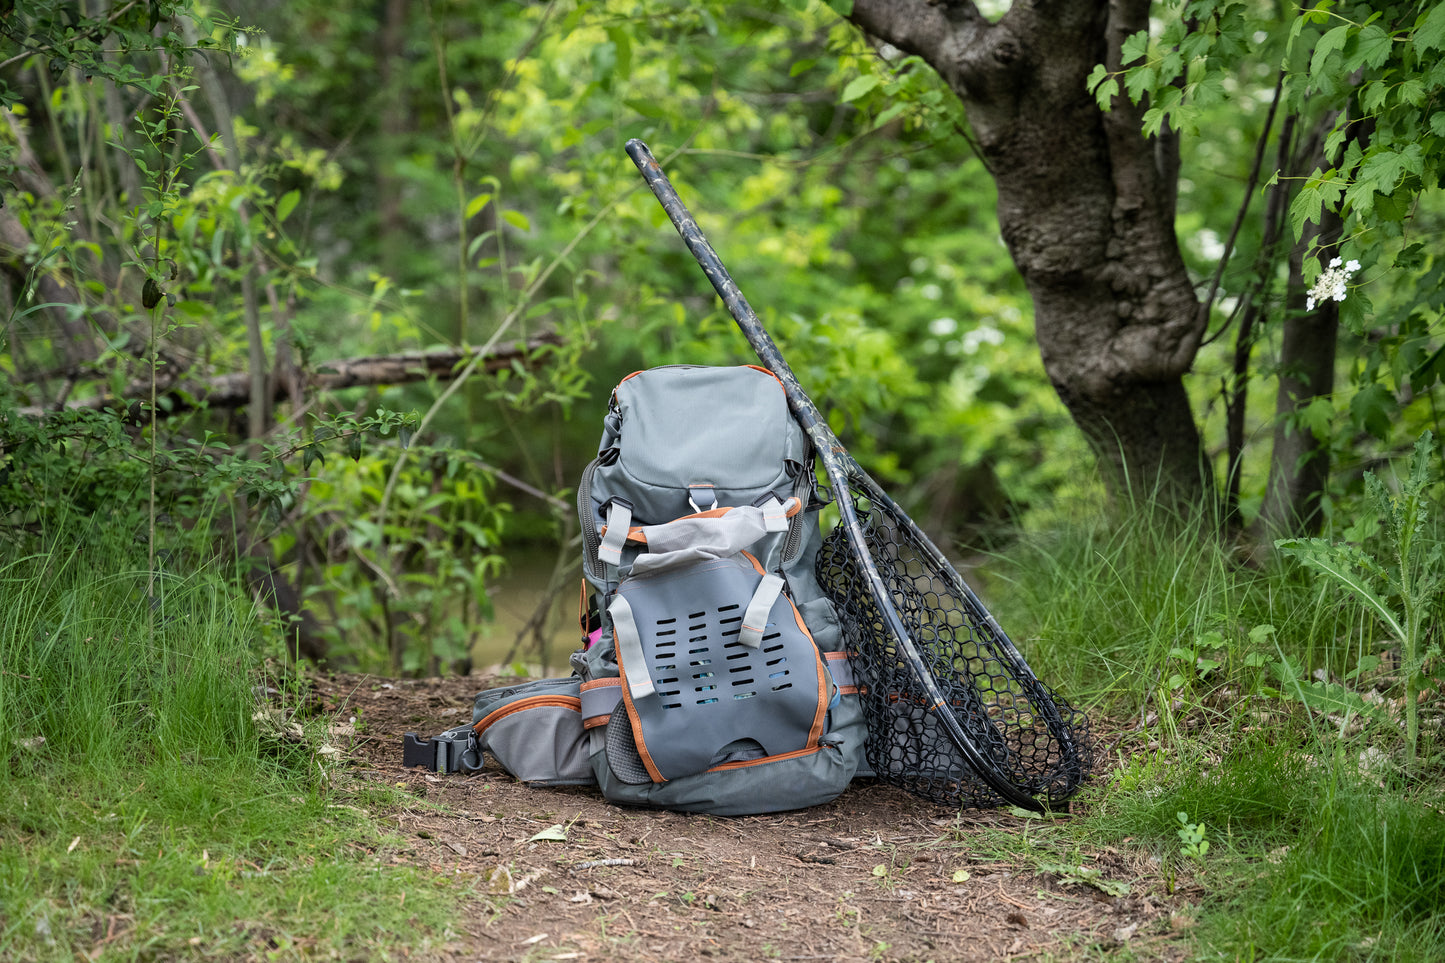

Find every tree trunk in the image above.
[1254,205,1344,536]
[377,0,411,281]
[848,0,1210,506]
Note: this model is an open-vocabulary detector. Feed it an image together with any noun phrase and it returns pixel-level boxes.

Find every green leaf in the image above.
[1124,64,1156,104]
[840,75,880,103]
[1088,70,1119,110]
[1289,183,1324,238]
[1350,382,1395,441]
[789,58,816,77]
[1248,624,1276,647]
[872,102,906,130]
[1275,538,1408,643]
[276,190,300,225]
[605,26,632,81]
[826,0,854,15]
[501,209,531,231]
[465,193,493,219]
[1298,395,1335,439]
[1311,24,1350,77]
[1121,29,1150,66]
[623,98,666,120]
[1396,78,1427,108]
[1347,24,1393,71]
[1417,3,1445,52]
[1345,654,1382,680]
[1360,80,1389,114]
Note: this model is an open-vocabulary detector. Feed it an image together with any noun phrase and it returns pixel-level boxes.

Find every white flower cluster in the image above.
[1306,256,1361,311]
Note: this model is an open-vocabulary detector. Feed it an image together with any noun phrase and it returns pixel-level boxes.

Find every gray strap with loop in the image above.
[738,572,785,648]
[759,495,790,533]
[607,593,655,699]
[598,500,632,567]
[688,484,717,513]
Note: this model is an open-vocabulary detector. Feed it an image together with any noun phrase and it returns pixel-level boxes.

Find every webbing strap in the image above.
[580,679,624,727]
[688,484,717,513]
[738,572,785,648]
[608,594,655,699]
[823,650,857,689]
[598,500,632,567]
[759,494,789,533]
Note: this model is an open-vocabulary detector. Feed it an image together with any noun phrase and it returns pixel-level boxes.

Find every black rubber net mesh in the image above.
[816,493,1093,809]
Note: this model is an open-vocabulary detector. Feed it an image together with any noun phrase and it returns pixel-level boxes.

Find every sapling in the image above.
[1276,432,1443,770]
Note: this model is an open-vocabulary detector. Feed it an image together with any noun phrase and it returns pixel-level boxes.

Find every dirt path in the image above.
[327,674,1195,963]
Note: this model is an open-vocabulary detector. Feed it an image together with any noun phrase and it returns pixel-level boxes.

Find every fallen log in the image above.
[16,334,563,419]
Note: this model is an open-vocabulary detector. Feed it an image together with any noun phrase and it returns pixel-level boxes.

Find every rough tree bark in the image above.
[848,0,1211,506]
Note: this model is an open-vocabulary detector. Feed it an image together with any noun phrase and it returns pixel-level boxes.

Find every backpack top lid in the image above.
[590,365,806,526]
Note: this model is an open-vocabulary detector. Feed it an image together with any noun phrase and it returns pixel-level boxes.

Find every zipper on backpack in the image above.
[780,455,818,564]
[578,459,605,581]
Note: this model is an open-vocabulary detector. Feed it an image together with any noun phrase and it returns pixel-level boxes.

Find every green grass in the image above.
[1203,782,1445,962]
[989,492,1374,718]
[991,493,1445,962]
[0,534,481,961]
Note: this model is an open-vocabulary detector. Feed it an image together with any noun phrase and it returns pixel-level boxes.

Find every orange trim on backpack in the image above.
[743,364,785,389]
[618,365,781,393]
[614,644,666,783]
[581,678,623,691]
[704,744,827,773]
[472,695,581,736]
[738,550,827,748]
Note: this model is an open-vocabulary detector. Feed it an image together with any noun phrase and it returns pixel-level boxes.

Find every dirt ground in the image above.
[324,673,1198,963]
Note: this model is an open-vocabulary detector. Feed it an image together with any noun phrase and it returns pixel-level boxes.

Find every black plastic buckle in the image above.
[401,732,441,770]
[401,727,482,773]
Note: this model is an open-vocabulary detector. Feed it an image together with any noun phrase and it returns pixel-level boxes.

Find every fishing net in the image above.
[815,489,1093,809]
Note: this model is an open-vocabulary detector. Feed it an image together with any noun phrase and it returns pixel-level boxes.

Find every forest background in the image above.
[3,1,1445,960]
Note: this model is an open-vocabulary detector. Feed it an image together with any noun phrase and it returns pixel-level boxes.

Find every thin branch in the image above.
[1196,68,1285,335]
[15,335,562,418]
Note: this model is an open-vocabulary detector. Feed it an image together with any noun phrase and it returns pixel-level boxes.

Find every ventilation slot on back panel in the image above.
[647,603,781,708]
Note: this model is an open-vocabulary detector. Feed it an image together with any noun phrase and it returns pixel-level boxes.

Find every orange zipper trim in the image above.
[704,744,829,773]
[472,695,581,735]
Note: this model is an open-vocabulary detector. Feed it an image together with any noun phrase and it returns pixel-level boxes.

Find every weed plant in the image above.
[0,529,475,960]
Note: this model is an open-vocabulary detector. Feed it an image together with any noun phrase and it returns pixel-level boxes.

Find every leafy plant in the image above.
[1176,812,1210,862]
[1276,431,1444,769]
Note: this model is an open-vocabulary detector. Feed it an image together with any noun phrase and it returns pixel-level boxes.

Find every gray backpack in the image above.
[403,365,867,815]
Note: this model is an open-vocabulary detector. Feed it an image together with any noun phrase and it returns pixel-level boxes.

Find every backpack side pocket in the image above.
[470,677,594,786]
